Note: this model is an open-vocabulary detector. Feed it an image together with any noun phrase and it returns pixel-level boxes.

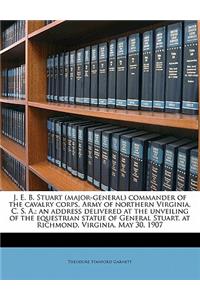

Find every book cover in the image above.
[108,39,116,108]
[76,48,84,105]
[70,121,89,176]
[91,45,99,106]
[141,30,154,111]
[116,37,127,109]
[77,123,96,180]
[110,129,132,191]
[53,54,59,102]
[69,50,76,104]
[119,131,146,191]
[176,142,198,191]
[61,122,67,170]
[99,42,108,107]
[162,138,191,191]
[165,22,183,113]
[47,56,51,101]
[55,120,63,167]
[93,125,115,188]
[64,52,70,103]
[130,133,160,191]
[127,33,141,110]
[59,52,65,102]
[87,124,111,183]
[83,46,91,105]
[153,26,166,111]
[182,21,198,114]
[149,136,177,191]
[101,127,129,191]
[50,55,54,102]
[188,148,198,191]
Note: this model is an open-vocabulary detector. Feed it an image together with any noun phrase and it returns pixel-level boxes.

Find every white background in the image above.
[0,1,200,298]
[0,0,199,20]
[0,191,200,232]
[0,281,200,300]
